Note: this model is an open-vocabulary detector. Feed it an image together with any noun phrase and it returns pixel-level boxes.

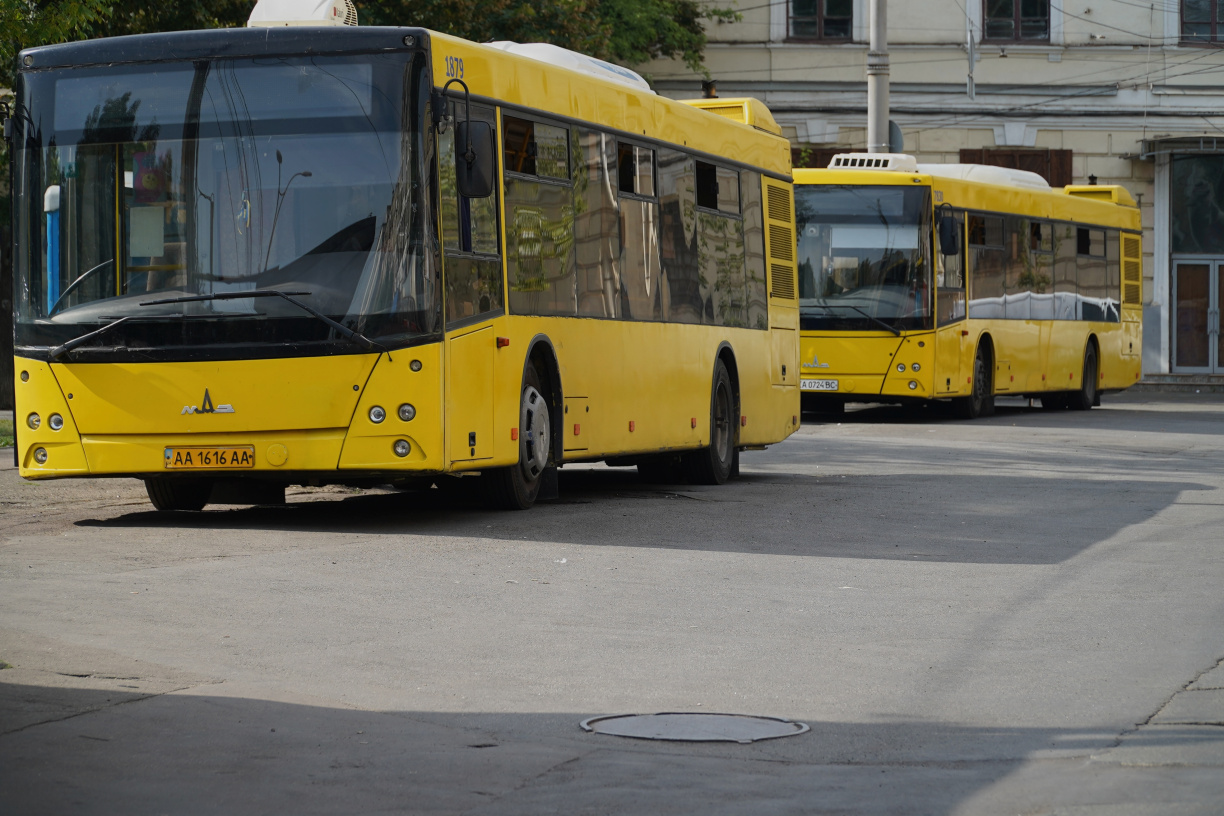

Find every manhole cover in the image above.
[580,713,808,743]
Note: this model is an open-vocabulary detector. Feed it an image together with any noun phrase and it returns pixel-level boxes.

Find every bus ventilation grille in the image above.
[767,186,792,222]
[765,183,796,299]
[769,224,794,263]
[1122,236,1141,305]
[771,264,795,300]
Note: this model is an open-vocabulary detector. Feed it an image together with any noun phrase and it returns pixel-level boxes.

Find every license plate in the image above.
[801,378,839,392]
[164,446,256,469]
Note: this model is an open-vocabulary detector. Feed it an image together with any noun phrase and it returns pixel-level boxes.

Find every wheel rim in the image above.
[712,380,732,462]
[519,385,550,481]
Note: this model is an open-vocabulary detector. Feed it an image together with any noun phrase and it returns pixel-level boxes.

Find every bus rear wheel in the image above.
[954,345,994,419]
[683,359,736,485]
[484,366,550,510]
[1069,343,1098,411]
[144,477,212,512]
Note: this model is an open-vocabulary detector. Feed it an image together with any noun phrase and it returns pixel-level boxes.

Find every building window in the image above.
[1182,0,1224,42]
[960,148,1072,188]
[983,0,1050,41]
[789,0,852,41]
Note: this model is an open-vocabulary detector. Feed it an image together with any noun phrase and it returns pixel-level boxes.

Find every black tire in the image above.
[144,477,212,512]
[637,454,685,484]
[953,344,995,419]
[1069,343,1098,411]
[683,359,737,485]
[484,365,551,510]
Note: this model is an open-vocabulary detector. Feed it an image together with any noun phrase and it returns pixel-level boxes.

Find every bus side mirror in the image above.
[456,121,494,199]
[938,216,961,256]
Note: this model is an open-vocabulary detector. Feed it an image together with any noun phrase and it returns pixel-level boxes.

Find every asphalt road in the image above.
[1,392,1222,815]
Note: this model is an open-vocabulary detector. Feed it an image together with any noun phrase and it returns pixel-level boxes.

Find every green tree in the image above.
[601,0,738,75]
[359,0,736,75]
[1,0,112,91]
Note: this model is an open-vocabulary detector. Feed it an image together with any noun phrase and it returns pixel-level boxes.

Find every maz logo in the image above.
[805,353,830,369]
[182,389,235,415]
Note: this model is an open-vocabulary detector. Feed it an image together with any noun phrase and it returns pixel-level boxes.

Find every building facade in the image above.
[647,1,1224,378]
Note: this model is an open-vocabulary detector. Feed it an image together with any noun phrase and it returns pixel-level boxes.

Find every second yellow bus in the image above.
[794,154,1142,417]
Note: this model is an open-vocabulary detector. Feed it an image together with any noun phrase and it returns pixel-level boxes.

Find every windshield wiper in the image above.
[48,313,182,360]
[807,302,902,336]
[140,289,380,351]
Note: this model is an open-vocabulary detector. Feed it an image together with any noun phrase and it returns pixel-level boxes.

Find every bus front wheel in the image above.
[954,345,995,419]
[684,359,736,485]
[484,366,550,510]
[1069,344,1098,411]
[144,477,212,512]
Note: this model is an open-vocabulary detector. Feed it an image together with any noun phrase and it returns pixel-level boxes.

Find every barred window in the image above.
[789,0,852,41]
[984,0,1050,41]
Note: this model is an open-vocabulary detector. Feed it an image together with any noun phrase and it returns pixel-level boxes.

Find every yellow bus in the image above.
[794,154,1142,418]
[9,15,799,511]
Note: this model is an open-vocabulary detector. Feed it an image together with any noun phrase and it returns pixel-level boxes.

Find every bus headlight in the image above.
[393,439,411,457]
[27,413,40,430]
[908,381,918,390]
[369,406,386,424]
[33,447,48,464]
[49,413,64,431]
[911,363,921,372]
[398,403,416,421]
[897,364,905,372]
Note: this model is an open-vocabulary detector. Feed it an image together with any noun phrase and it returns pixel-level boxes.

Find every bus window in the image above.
[716,167,740,214]
[936,210,965,325]
[440,101,502,326]
[740,171,768,330]
[617,143,661,320]
[658,149,703,324]
[574,128,620,318]
[617,143,655,197]
[696,161,718,210]
[1027,220,1055,320]
[1104,230,1121,322]
[1054,222,1079,320]
[1078,227,1110,321]
[505,117,577,316]
[797,184,933,332]
[968,214,1006,319]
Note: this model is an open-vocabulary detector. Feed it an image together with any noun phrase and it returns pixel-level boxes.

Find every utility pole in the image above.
[966,12,976,100]
[866,0,890,153]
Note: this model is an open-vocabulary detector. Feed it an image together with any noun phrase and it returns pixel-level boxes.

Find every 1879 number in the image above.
[445,56,464,79]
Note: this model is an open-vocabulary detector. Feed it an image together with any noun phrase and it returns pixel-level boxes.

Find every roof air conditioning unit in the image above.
[248,0,358,27]
[827,153,919,172]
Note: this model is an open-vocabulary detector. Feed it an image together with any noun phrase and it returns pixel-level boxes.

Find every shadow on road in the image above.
[76,467,1210,566]
[4,682,1215,816]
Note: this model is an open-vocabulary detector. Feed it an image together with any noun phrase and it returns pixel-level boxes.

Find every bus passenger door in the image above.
[447,325,495,462]
[439,100,503,464]
[935,209,966,394]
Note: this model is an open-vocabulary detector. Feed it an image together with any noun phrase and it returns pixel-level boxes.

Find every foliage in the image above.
[1,0,113,91]
[0,419,13,448]
[358,0,737,75]
[600,0,738,75]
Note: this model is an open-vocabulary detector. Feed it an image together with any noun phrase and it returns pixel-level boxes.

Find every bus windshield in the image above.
[13,52,437,359]
[796,184,932,332]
